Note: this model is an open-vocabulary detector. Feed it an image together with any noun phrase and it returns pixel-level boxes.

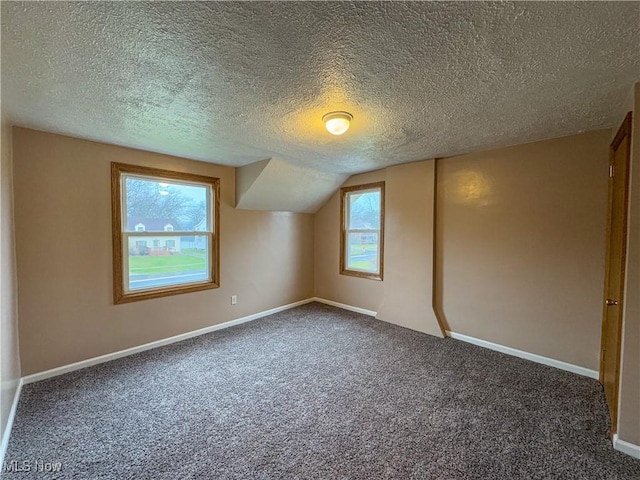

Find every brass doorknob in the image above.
[606,299,619,306]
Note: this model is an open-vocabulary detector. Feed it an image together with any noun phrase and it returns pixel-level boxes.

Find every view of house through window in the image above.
[112,163,220,303]
[340,182,385,280]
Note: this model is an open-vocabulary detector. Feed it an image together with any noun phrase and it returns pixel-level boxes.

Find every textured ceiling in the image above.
[2,1,639,175]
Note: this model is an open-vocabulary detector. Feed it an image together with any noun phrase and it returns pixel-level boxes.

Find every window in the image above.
[340,182,385,280]
[111,163,220,304]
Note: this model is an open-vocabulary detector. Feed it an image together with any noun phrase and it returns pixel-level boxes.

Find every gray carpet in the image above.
[3,302,639,479]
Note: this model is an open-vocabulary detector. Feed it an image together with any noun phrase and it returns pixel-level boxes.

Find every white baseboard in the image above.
[0,378,23,466]
[22,298,316,385]
[447,331,599,379]
[312,297,377,317]
[614,434,640,459]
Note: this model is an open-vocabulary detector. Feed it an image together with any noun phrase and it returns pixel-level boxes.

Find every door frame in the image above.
[599,111,632,436]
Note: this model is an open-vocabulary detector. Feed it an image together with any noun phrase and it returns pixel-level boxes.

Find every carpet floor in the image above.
[3,302,639,479]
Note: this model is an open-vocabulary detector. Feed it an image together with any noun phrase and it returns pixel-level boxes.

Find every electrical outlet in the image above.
[231,295,237,305]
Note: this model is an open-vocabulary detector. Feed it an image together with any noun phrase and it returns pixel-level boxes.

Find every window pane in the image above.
[127,235,209,291]
[348,190,381,229]
[124,177,209,232]
[347,232,379,273]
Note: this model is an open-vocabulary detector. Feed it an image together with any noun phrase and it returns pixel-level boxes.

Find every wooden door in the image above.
[600,112,632,436]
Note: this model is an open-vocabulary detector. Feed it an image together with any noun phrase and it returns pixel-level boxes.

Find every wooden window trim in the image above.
[340,181,385,280]
[111,162,220,304]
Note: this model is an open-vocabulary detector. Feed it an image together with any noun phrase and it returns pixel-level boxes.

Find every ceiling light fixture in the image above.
[323,111,353,136]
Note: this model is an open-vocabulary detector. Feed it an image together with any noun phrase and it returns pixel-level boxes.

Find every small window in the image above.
[111,163,220,304]
[340,182,385,280]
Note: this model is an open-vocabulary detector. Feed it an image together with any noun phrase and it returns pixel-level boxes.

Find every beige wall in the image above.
[315,169,386,312]
[0,118,21,439]
[12,128,314,375]
[316,130,610,370]
[315,161,442,336]
[618,82,640,445]
[437,130,610,370]
[374,161,442,337]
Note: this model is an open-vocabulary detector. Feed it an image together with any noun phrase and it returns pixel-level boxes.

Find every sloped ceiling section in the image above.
[2,1,639,178]
[236,158,348,214]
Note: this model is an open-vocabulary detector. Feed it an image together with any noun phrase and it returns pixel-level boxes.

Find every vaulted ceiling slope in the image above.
[2,1,639,178]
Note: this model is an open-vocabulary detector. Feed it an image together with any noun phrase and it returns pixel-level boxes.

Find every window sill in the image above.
[114,282,219,304]
[339,269,383,281]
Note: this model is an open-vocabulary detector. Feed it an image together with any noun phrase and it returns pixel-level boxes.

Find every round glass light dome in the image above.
[322,111,353,135]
